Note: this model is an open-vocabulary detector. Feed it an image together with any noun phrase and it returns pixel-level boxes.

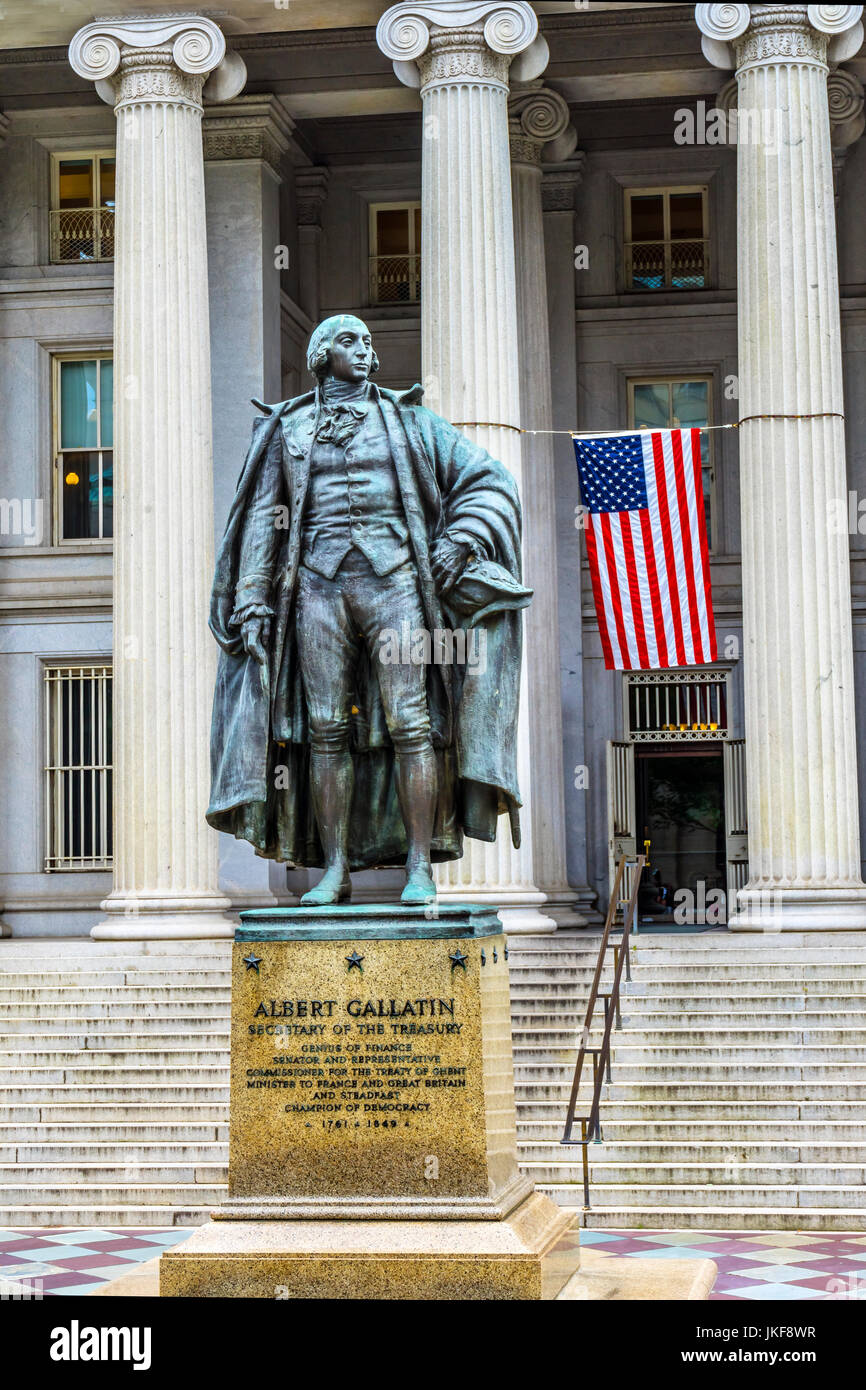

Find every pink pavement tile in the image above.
[793,1273,866,1294]
[48,1253,134,1271]
[0,1237,59,1253]
[73,1236,161,1252]
[688,1239,776,1255]
[41,1271,103,1291]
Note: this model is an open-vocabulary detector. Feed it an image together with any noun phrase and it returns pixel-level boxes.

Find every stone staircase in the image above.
[3,931,866,1229]
[0,941,231,1226]
[513,932,866,1230]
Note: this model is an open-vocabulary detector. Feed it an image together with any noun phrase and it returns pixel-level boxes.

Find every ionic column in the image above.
[696,2,866,929]
[508,86,588,927]
[69,16,242,939]
[378,2,556,931]
[0,110,10,934]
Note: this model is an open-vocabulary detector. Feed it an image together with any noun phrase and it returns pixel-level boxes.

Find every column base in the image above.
[92,894,236,940]
[159,1194,579,1301]
[730,886,866,932]
[435,888,557,934]
[0,921,10,938]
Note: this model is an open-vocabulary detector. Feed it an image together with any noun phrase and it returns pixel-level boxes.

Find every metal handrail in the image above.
[561,853,646,1209]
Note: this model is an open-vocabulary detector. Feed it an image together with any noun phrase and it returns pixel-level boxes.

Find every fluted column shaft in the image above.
[70,18,236,938]
[379,3,555,930]
[509,92,586,926]
[697,2,866,928]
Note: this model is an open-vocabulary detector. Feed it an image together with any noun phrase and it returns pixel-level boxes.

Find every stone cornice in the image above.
[295,168,330,226]
[541,157,587,212]
[202,94,295,173]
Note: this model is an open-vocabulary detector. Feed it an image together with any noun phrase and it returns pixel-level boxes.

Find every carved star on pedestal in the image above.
[346,950,364,972]
[243,952,262,974]
[449,949,468,972]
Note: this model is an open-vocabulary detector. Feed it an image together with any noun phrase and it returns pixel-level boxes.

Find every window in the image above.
[369,202,421,304]
[624,186,708,290]
[44,664,113,871]
[54,354,113,542]
[628,376,715,548]
[50,151,115,263]
[624,670,730,742]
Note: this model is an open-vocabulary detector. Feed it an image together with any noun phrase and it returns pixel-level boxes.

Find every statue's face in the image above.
[328,321,374,384]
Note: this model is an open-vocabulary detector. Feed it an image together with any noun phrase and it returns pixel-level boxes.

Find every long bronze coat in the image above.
[207,383,525,870]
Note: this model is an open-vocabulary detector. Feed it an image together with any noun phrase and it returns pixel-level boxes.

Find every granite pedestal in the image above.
[159,904,580,1299]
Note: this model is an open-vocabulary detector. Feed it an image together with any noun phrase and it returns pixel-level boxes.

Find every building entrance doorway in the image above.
[635,748,725,924]
[606,671,749,927]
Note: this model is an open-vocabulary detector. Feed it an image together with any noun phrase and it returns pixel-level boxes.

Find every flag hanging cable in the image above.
[573,428,716,673]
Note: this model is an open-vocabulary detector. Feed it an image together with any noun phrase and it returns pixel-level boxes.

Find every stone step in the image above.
[625,964,866,979]
[522,1160,866,1186]
[621,993,866,1009]
[541,1182,866,1209]
[630,948,866,966]
[578,1206,866,1231]
[514,1060,866,1081]
[0,1205,216,1227]
[0,1084,230,1105]
[516,1105,866,1130]
[515,1081,866,1101]
[0,1103,229,1125]
[0,971,230,988]
[0,1122,228,1144]
[0,1065,229,1086]
[0,1048,230,1067]
[0,986,231,1003]
[0,1182,228,1205]
[0,1004,231,1025]
[0,1142,228,1163]
[517,1140,866,1163]
[0,1162,228,1185]
[0,1032,230,1049]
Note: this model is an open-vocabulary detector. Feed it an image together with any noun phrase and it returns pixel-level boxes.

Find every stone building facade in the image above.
[2,1,866,939]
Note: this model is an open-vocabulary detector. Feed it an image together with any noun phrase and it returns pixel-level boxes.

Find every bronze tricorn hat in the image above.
[446,559,533,625]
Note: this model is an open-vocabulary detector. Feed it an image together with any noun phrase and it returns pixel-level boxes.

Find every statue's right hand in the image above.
[241,615,271,667]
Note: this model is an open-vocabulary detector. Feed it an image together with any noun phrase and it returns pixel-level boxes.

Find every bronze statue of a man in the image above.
[207,314,530,907]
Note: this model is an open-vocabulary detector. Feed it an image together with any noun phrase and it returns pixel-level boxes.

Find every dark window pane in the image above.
[670,192,705,240]
[61,451,101,539]
[101,454,113,539]
[629,194,664,241]
[376,208,410,255]
[99,158,116,208]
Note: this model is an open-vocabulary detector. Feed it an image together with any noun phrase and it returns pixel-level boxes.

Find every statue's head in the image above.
[306,314,379,385]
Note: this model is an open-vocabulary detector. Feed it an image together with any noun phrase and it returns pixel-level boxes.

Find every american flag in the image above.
[573,428,717,671]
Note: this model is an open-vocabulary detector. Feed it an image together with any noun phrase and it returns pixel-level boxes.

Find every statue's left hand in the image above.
[431,537,471,596]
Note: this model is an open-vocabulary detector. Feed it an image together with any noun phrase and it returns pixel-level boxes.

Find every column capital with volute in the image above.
[377,1,549,90]
[69,13,246,109]
[695,3,864,72]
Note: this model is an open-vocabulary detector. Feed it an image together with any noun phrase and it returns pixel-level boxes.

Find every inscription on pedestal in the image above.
[229,935,499,1201]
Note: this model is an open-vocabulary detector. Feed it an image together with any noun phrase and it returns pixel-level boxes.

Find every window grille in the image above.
[624,670,729,742]
[44,664,113,870]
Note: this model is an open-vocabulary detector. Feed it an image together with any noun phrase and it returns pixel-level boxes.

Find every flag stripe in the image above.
[584,516,616,669]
